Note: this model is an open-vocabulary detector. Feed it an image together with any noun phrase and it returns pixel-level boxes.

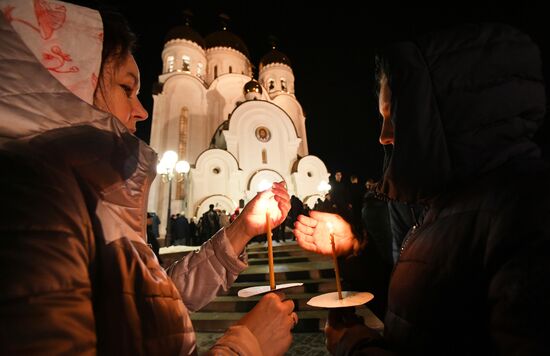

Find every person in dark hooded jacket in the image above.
[294,22,550,355]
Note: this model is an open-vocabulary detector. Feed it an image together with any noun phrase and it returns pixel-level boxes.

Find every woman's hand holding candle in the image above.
[293,211,360,257]
[225,181,290,255]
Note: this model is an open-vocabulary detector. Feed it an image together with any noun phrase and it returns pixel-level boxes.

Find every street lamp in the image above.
[318,180,331,193]
[156,151,190,246]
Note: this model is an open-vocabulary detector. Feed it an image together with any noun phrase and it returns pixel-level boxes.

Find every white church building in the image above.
[147,21,329,234]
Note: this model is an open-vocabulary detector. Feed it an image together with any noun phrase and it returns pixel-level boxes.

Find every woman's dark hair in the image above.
[65,1,136,66]
[99,7,137,67]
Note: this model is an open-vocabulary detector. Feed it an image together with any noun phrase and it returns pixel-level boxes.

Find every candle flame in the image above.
[257,179,272,192]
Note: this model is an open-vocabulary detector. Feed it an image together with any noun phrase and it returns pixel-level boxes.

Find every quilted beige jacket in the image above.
[0,11,259,355]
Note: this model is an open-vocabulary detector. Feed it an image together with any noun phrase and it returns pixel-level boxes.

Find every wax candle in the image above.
[266,210,275,290]
[328,223,343,299]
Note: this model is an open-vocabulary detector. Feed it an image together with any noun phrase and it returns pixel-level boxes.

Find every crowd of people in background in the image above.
[148,172,389,252]
[151,193,313,248]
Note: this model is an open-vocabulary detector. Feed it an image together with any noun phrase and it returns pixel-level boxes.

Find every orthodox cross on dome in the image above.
[268,34,279,50]
[218,13,230,31]
[182,9,194,26]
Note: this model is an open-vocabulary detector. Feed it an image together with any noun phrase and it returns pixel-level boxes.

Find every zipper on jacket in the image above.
[398,206,421,258]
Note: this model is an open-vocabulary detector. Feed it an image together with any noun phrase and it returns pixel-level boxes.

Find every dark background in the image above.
[107,0,549,183]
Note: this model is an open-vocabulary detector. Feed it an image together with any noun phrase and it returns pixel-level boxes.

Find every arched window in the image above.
[167,55,175,73]
[182,55,190,72]
[214,65,218,79]
[281,78,287,92]
[262,149,267,164]
[197,62,203,79]
[229,65,232,73]
[268,79,275,92]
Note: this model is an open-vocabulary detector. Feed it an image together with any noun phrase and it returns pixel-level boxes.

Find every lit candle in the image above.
[266,210,275,290]
[327,222,343,299]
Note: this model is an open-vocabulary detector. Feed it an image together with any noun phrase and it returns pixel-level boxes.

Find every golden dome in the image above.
[243,79,263,95]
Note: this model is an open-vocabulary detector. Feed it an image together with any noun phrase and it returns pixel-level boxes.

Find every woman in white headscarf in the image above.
[0,1,296,355]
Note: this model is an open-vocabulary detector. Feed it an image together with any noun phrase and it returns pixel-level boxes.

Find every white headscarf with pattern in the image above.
[0,0,102,104]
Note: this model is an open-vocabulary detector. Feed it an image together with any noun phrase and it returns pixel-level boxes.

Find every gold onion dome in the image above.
[244,79,262,95]
[244,79,262,100]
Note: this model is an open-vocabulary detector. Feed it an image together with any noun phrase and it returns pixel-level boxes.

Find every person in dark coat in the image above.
[330,171,351,220]
[201,204,221,241]
[349,175,365,229]
[294,23,550,355]
[361,179,393,269]
[172,213,190,245]
[147,213,162,263]
[188,218,198,246]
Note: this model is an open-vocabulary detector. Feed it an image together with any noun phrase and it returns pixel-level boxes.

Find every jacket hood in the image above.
[378,23,546,204]
[0,6,157,244]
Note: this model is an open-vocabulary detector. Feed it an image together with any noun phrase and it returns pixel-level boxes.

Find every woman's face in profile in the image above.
[94,54,148,133]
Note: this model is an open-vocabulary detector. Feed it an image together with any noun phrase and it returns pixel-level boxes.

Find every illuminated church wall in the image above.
[148,24,328,237]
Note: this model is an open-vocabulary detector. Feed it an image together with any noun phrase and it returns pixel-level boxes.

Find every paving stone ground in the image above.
[196,332,330,355]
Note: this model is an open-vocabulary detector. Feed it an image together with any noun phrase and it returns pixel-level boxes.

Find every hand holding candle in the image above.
[327,222,343,300]
[301,216,374,308]
[257,180,284,291]
[236,182,301,298]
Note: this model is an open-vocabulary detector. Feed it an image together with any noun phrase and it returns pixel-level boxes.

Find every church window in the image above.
[214,65,218,79]
[229,66,232,73]
[182,55,190,72]
[281,78,287,92]
[167,55,175,73]
[212,167,221,174]
[262,149,268,164]
[268,79,275,92]
[307,171,313,177]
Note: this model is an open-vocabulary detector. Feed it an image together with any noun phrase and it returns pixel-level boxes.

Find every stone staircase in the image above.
[160,237,383,354]
[187,240,383,334]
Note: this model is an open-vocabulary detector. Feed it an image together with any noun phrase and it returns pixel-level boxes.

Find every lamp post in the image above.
[156,151,190,246]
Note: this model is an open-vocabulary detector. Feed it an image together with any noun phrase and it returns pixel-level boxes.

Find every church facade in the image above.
[147,22,329,233]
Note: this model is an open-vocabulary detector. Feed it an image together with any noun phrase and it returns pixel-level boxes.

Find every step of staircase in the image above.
[245,241,299,251]
[200,293,328,312]
[226,278,336,295]
[245,248,310,258]
[248,254,328,265]
[190,306,383,334]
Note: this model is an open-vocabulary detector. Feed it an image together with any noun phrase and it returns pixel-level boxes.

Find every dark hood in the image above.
[378,23,546,204]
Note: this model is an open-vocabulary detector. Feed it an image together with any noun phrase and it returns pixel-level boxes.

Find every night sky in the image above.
[108,0,549,183]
